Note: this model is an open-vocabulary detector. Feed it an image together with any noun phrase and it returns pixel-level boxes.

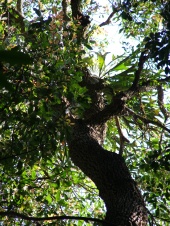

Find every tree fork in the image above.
[67,72,148,225]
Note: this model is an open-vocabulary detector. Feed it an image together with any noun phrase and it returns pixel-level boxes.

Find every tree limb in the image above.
[70,0,81,19]
[70,0,90,44]
[17,0,23,15]
[62,0,70,21]
[85,91,126,125]
[99,11,115,27]
[115,116,129,155]
[83,77,166,127]
[129,50,149,91]
[157,85,170,119]
[0,211,112,225]
[99,5,120,27]
[125,107,170,133]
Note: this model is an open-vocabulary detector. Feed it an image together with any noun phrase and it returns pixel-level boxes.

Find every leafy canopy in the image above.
[0,0,170,225]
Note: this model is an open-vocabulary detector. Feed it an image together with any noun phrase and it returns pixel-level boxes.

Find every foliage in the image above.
[0,0,170,225]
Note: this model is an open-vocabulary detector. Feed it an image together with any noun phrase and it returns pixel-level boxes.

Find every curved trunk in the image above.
[67,72,148,225]
[68,121,148,225]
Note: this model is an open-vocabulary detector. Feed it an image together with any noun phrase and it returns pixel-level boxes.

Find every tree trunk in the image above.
[68,120,148,225]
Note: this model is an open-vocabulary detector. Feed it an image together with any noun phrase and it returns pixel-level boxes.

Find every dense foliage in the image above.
[0,0,170,225]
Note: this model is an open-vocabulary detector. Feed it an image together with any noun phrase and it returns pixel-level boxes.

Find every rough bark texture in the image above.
[67,73,148,225]
[68,121,148,225]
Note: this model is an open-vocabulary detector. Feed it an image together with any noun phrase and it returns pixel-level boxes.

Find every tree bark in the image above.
[67,73,148,225]
[68,120,148,225]
[67,3,148,224]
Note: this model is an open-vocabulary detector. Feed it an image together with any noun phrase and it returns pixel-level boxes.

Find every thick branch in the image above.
[85,92,127,125]
[84,74,170,126]
[81,59,154,126]
[70,0,81,19]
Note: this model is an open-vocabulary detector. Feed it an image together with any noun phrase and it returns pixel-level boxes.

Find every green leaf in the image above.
[113,63,129,71]
[31,170,36,180]
[84,44,93,50]
[107,57,130,73]
[55,191,61,201]
[46,194,52,204]
[97,54,104,70]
